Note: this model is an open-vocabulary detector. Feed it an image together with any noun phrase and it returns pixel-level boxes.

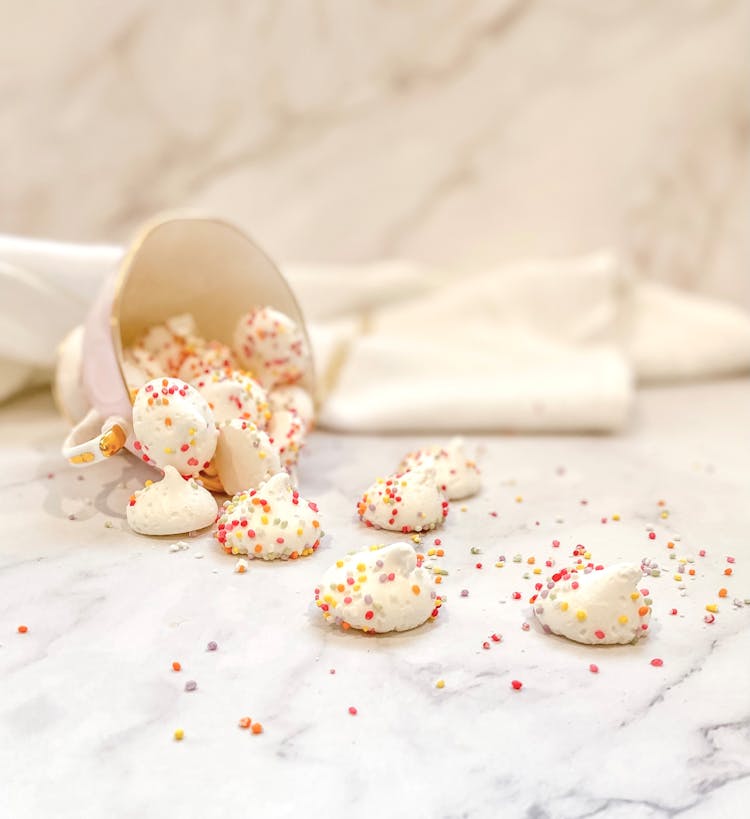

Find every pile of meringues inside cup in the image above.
[123,307,315,539]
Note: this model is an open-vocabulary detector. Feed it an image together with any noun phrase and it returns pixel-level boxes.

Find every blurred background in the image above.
[2,0,749,307]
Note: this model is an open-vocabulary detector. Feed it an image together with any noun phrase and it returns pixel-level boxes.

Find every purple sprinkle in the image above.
[185,680,197,692]
[329,668,336,675]
[542,624,552,634]
[540,589,549,599]
[368,504,376,512]
[498,555,506,563]
[76,475,85,481]
[379,573,387,583]
[364,594,373,604]
[206,641,218,651]
[460,589,469,597]
[375,560,384,568]
[67,514,77,521]
[547,581,555,589]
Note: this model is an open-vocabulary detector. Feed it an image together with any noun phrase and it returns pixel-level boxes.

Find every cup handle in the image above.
[62,408,131,466]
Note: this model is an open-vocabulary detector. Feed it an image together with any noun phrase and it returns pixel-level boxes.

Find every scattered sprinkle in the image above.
[650,658,664,667]
[435,679,445,689]
[511,680,523,690]
[17,625,28,634]
[172,661,182,672]
[348,706,358,716]
[207,641,218,651]
[173,729,184,741]
[589,664,599,674]
[184,680,197,692]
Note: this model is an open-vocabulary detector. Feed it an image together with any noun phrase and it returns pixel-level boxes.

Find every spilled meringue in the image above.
[214,472,322,560]
[127,465,218,536]
[533,563,651,645]
[357,466,448,532]
[213,419,281,496]
[192,369,269,426]
[400,437,480,500]
[315,542,442,633]
[132,378,218,476]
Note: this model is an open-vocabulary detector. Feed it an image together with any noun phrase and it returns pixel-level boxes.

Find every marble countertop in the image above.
[1,381,749,819]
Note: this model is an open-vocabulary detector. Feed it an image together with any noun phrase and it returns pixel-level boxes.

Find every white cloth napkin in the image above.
[1,235,749,433]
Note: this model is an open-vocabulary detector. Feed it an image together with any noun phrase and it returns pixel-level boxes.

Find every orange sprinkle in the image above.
[667,542,674,549]
[688,569,695,576]
[17,625,28,634]
[718,588,728,598]
[724,568,733,576]
[436,549,445,557]
[238,717,251,729]
[251,722,263,735]
[254,544,263,554]
[435,576,442,584]
[164,417,172,427]
[638,606,649,617]
[527,557,535,565]
[411,584,421,595]
[172,661,181,672]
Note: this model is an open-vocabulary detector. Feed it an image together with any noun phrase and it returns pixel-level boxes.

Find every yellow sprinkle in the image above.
[297,528,303,536]
[353,584,360,591]
[660,510,669,519]
[674,574,682,581]
[576,610,587,621]
[706,604,718,613]
[427,549,436,556]
[495,562,504,568]
[357,563,366,572]
[613,514,620,521]
[336,560,344,568]
[163,447,173,454]
[533,568,541,575]
[358,575,367,583]
[583,551,591,559]
[261,515,268,525]
[412,534,422,544]
[461,506,468,512]
[560,601,569,611]
[630,592,640,600]
[258,452,266,459]
[515,496,523,503]
[435,679,445,689]
[618,615,628,624]
[173,729,184,741]
[144,480,153,487]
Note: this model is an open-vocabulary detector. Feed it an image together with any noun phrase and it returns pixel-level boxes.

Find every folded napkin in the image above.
[1,234,749,433]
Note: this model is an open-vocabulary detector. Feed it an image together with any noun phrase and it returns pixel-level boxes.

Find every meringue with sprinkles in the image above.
[127,466,218,535]
[177,340,236,383]
[214,472,322,560]
[213,419,281,496]
[267,409,305,467]
[233,306,310,388]
[315,542,442,633]
[532,563,651,645]
[192,368,269,426]
[400,437,480,500]
[268,385,315,431]
[132,377,218,476]
[357,466,448,532]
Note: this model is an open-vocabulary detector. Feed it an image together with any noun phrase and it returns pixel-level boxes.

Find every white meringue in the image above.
[139,313,197,375]
[267,409,305,467]
[533,563,652,645]
[132,377,218,476]
[127,466,218,536]
[268,385,315,431]
[191,369,269,426]
[233,307,310,388]
[400,437,480,501]
[315,542,442,633]
[214,472,322,560]
[213,419,282,496]
[177,340,236,383]
[357,466,448,532]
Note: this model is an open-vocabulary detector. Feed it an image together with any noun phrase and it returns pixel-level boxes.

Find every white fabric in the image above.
[1,235,749,433]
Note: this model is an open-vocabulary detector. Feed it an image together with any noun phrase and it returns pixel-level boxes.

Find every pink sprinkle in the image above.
[475,563,482,569]
[704,614,715,624]
[670,608,678,615]
[601,517,607,524]
[489,511,498,517]
[698,549,706,557]
[348,706,357,715]
[434,538,441,546]
[512,592,521,600]
[589,664,599,674]
[552,540,560,548]
[727,556,736,563]
[511,680,523,690]
[650,658,664,667]
[648,532,656,540]
[594,630,605,640]
[329,669,336,675]
[491,633,502,643]
[482,641,490,650]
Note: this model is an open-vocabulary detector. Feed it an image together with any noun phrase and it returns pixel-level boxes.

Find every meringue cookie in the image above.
[213,419,282,495]
[192,369,269,426]
[268,385,315,431]
[233,307,310,388]
[533,563,651,645]
[400,437,480,501]
[357,466,448,532]
[177,340,236,383]
[267,409,305,467]
[214,472,322,560]
[314,542,442,633]
[127,466,218,535]
[132,378,218,476]
[139,313,197,375]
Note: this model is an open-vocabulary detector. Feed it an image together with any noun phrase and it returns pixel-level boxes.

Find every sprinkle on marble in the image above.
[511,680,523,690]
[207,641,218,651]
[173,729,184,741]
[435,679,445,689]
[348,706,358,716]
[650,658,664,667]
[589,664,599,674]
[172,661,182,672]
[185,680,197,692]
[238,717,251,729]
[251,723,263,734]
[17,625,28,634]
[460,589,469,597]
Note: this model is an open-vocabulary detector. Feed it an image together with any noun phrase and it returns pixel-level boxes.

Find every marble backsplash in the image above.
[2,0,748,307]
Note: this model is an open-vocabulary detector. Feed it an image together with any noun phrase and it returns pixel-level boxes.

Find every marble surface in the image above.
[1,380,749,818]
[2,0,749,309]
